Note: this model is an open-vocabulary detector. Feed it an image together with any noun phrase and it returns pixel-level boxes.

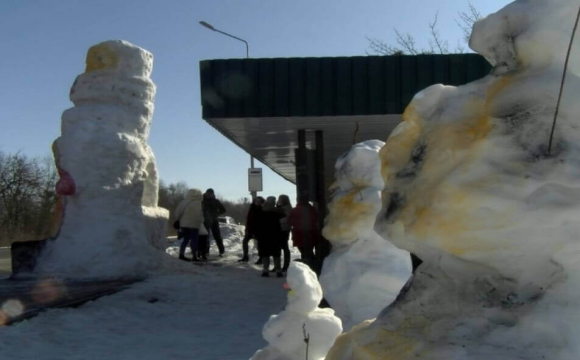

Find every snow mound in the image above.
[219,223,246,253]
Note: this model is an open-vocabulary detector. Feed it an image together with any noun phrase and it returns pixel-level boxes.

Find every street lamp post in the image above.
[199,21,257,200]
[199,21,249,59]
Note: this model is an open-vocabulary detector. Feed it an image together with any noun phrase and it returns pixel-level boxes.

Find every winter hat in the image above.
[186,188,202,200]
[263,196,277,211]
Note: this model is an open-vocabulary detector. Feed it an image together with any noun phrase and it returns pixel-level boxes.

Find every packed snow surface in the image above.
[0,224,295,360]
[327,0,580,359]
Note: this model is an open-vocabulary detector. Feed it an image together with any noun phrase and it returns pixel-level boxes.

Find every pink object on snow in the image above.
[56,170,76,196]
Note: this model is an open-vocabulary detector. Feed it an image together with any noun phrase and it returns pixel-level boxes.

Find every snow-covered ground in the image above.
[0,224,300,360]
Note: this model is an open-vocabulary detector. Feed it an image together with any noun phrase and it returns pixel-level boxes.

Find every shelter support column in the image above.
[296,129,309,202]
[295,129,331,274]
[315,130,331,266]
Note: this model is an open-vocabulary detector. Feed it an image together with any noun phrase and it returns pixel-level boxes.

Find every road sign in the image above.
[248,168,263,192]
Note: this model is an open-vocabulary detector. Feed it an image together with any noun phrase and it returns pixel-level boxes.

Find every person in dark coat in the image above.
[288,199,319,264]
[276,194,293,272]
[238,196,265,262]
[202,188,226,256]
[257,196,284,277]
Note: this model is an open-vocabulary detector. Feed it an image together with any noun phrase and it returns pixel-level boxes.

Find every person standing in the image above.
[174,188,204,262]
[288,199,319,265]
[276,194,293,272]
[257,196,284,277]
[202,188,226,256]
[239,196,265,262]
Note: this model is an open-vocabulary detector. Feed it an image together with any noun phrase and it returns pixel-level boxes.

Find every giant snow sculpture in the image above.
[326,0,580,359]
[36,40,169,278]
[251,262,342,360]
[320,140,412,330]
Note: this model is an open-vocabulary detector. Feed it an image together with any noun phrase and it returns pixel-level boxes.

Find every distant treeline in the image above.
[0,151,58,246]
[0,150,251,246]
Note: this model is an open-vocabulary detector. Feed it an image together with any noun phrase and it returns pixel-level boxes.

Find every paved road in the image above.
[0,248,10,277]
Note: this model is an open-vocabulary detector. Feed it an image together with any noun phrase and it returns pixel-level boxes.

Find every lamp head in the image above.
[199,21,215,31]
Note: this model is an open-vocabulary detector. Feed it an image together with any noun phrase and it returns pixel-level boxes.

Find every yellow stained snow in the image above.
[326,316,432,360]
[376,76,519,256]
[380,106,422,183]
[85,43,119,73]
[323,189,377,242]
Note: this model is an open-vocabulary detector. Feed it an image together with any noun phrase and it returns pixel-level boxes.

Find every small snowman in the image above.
[251,262,343,360]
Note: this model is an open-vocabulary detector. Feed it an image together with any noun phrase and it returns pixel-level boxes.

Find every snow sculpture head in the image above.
[323,140,385,243]
[286,261,323,313]
[85,41,153,77]
[326,1,580,359]
[252,262,342,360]
[36,40,169,279]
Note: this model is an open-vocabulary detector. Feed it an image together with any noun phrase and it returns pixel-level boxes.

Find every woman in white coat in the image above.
[175,188,204,262]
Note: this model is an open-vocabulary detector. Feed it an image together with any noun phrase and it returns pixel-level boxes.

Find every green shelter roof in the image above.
[199,54,492,185]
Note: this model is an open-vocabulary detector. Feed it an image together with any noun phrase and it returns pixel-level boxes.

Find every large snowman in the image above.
[36,40,169,279]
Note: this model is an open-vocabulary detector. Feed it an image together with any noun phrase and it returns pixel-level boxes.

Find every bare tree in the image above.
[456,3,483,43]
[0,152,58,245]
[428,12,449,54]
[158,180,189,235]
[367,3,482,55]
[220,197,251,225]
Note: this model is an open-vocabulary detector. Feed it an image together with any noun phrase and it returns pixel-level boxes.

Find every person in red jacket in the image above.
[238,196,265,263]
[287,199,319,263]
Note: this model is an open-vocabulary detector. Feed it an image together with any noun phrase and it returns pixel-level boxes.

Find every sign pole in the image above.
[250,157,257,199]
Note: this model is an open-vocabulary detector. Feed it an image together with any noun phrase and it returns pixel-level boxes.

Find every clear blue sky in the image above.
[0,0,510,201]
